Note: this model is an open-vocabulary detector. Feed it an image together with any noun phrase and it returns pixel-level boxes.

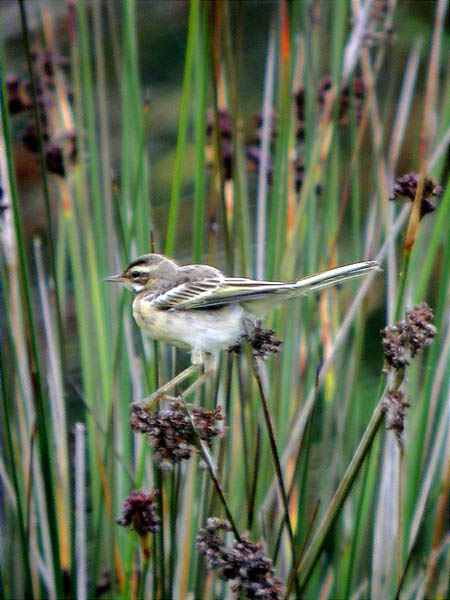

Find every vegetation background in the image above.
[0,1,449,599]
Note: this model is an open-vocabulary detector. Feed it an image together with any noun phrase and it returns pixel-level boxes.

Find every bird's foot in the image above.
[131,392,178,414]
[130,393,180,433]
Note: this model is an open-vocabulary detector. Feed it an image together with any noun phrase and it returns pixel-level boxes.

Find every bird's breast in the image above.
[132,297,246,353]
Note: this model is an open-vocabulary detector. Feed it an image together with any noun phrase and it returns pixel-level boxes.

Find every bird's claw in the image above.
[131,393,177,413]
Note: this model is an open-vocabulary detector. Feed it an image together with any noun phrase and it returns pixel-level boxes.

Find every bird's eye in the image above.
[130,271,141,279]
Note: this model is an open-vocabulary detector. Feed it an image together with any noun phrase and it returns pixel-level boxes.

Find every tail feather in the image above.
[294,260,381,294]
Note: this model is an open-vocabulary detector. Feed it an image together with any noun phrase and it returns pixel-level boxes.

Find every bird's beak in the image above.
[104,273,125,283]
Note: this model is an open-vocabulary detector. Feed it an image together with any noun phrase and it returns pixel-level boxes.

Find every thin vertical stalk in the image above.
[293,396,386,595]
[93,0,117,269]
[76,0,107,271]
[154,468,166,599]
[192,1,208,262]
[256,25,276,279]
[250,354,300,594]
[221,0,252,274]
[34,239,71,571]
[165,0,197,256]
[0,302,33,597]
[179,398,241,540]
[75,423,87,600]
[268,0,293,279]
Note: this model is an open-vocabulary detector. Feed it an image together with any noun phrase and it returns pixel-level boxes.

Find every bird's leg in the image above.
[177,369,211,400]
[243,317,258,341]
[178,352,217,399]
[132,363,200,412]
[132,353,217,412]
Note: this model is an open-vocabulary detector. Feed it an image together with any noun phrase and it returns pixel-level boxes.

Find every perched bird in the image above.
[106,254,380,405]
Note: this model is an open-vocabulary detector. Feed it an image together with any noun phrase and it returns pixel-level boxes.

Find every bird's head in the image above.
[105,253,178,293]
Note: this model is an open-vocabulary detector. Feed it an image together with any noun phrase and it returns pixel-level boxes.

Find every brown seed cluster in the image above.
[381,304,436,445]
[205,109,275,184]
[206,76,364,194]
[294,76,365,191]
[206,109,234,180]
[6,76,33,114]
[381,303,436,370]
[130,401,224,467]
[229,324,282,359]
[250,325,283,359]
[6,48,76,178]
[381,389,410,443]
[197,518,284,600]
[390,173,443,218]
[117,490,160,537]
[295,77,365,135]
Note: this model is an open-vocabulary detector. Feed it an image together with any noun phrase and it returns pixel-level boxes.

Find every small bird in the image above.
[107,254,380,406]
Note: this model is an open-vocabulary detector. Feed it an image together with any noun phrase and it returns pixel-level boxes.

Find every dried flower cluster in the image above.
[197,518,284,600]
[381,304,436,445]
[390,173,443,218]
[205,109,275,184]
[246,111,277,184]
[130,400,224,467]
[117,490,160,537]
[250,325,283,359]
[381,303,436,370]
[206,109,234,180]
[295,77,365,135]
[6,49,76,178]
[206,76,364,194]
[229,323,282,359]
[381,389,410,443]
[294,77,365,192]
[6,76,32,114]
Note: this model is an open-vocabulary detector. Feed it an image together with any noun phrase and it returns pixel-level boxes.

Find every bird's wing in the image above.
[152,276,291,310]
[150,261,381,310]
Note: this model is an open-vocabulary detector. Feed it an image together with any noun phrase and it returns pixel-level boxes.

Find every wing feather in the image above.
[152,276,292,310]
[148,261,380,310]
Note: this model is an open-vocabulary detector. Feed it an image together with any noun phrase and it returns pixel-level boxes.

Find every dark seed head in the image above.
[117,490,160,536]
[130,401,224,468]
[390,172,443,218]
[45,144,65,177]
[381,303,436,370]
[197,517,284,599]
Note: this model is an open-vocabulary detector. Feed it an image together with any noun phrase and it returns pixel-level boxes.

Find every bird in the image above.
[106,253,380,408]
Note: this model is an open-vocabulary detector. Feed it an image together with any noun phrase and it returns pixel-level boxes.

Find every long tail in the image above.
[294,260,381,294]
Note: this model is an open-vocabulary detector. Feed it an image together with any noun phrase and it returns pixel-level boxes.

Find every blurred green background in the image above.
[0,1,449,599]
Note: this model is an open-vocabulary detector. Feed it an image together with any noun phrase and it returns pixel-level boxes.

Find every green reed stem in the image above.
[291,387,387,595]
[250,353,300,595]
[1,55,63,597]
[192,1,209,262]
[165,0,197,256]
